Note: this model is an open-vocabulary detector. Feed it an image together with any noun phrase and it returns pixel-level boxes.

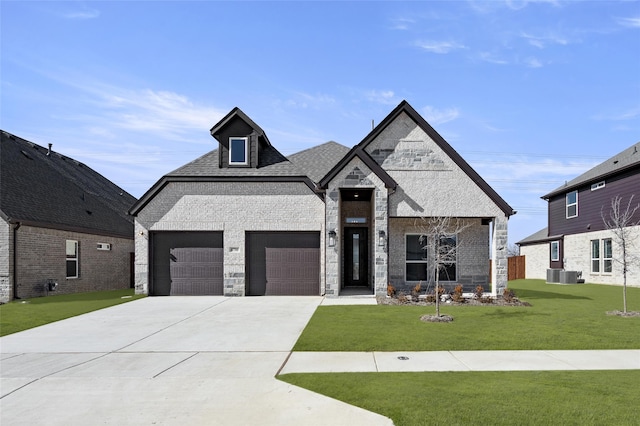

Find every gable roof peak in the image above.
[209,107,271,146]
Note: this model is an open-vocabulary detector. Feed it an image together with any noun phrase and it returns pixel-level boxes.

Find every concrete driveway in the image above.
[0,297,392,426]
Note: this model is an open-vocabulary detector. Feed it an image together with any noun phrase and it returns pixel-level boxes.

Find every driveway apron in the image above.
[0,297,392,426]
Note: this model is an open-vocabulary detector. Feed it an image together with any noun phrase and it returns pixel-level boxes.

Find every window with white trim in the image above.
[229,137,248,165]
[551,241,559,262]
[406,234,428,281]
[566,190,578,218]
[590,181,605,191]
[591,238,613,274]
[66,240,79,278]
[603,238,613,273]
[591,239,600,273]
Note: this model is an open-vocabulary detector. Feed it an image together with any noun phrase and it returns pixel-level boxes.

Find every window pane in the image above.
[551,241,559,261]
[352,234,359,281]
[438,263,456,281]
[66,260,77,278]
[66,240,77,257]
[567,205,577,217]
[406,235,427,261]
[591,240,600,259]
[604,259,612,273]
[592,259,600,273]
[603,239,612,258]
[406,263,429,281]
[230,138,247,164]
[566,191,577,204]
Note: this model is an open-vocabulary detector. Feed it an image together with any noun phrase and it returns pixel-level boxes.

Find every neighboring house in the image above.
[0,131,137,302]
[518,143,640,286]
[130,101,514,298]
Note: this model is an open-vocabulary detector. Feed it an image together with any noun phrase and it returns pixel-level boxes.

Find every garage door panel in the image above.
[246,232,320,296]
[152,232,223,296]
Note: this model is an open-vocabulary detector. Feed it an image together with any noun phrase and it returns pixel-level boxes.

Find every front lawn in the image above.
[279,370,640,426]
[293,280,640,351]
[0,289,145,336]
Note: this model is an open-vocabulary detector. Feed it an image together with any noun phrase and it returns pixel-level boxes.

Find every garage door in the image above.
[246,232,320,296]
[151,232,223,296]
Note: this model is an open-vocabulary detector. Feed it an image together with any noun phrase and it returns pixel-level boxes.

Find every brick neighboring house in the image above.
[130,101,515,297]
[518,143,640,286]
[0,131,137,302]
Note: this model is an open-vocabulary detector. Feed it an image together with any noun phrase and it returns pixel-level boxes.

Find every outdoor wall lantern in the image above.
[378,230,386,247]
[328,230,337,247]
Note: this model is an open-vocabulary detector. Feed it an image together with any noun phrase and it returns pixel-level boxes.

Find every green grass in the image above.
[293,280,640,351]
[279,370,640,426]
[0,289,145,336]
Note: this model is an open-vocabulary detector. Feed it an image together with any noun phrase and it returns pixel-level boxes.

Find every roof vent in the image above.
[47,143,52,156]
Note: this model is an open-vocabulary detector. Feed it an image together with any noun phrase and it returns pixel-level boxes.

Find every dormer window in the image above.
[229,137,248,165]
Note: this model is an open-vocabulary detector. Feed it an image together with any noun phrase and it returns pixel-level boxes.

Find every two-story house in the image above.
[518,143,640,286]
[130,101,515,297]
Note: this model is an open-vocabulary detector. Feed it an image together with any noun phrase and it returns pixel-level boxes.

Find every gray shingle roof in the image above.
[543,142,640,199]
[286,141,350,183]
[1,131,136,238]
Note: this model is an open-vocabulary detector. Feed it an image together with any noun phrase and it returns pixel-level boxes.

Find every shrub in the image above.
[412,283,422,297]
[452,284,464,303]
[503,288,516,303]
[474,285,485,299]
[480,295,494,304]
[387,284,396,297]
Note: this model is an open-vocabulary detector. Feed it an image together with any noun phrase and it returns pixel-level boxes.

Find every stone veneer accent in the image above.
[324,158,388,297]
[135,181,324,296]
[388,218,490,292]
[0,220,11,303]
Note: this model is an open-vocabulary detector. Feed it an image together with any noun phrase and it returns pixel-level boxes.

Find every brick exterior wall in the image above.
[364,111,509,296]
[388,218,490,292]
[134,181,325,296]
[9,225,133,300]
[564,227,640,287]
[520,243,550,280]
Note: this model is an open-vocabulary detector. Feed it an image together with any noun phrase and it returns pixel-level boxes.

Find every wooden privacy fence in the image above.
[508,255,526,280]
[488,255,526,281]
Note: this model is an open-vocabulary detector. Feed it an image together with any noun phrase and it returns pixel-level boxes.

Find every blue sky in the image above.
[2,0,639,245]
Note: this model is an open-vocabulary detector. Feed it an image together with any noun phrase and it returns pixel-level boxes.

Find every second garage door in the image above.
[246,232,320,296]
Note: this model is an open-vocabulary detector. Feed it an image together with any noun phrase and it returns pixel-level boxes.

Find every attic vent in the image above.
[20,150,33,160]
[96,243,111,251]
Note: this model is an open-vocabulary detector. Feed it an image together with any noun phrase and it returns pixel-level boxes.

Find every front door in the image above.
[344,227,368,287]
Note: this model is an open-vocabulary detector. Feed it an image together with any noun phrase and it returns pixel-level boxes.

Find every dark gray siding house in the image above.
[0,131,137,302]
[130,101,515,297]
[518,143,640,285]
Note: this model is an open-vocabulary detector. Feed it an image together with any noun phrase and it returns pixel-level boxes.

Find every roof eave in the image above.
[542,163,640,200]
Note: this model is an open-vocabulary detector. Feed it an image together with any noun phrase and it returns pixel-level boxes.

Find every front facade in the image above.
[0,131,136,302]
[131,101,514,297]
[518,143,640,286]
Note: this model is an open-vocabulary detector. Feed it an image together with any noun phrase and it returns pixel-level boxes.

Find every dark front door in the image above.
[344,227,368,287]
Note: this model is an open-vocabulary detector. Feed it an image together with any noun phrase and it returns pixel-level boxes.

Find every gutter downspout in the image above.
[12,221,21,299]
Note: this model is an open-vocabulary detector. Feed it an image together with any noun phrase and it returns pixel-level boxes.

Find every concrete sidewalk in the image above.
[281,349,640,374]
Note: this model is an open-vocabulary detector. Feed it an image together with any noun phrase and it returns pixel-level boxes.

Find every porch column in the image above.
[491,215,509,297]
[325,189,340,296]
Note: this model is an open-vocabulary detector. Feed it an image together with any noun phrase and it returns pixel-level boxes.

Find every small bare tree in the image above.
[418,216,471,318]
[507,243,520,257]
[602,195,640,313]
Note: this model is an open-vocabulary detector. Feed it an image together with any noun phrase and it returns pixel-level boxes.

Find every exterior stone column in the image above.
[491,215,509,296]
[325,189,340,296]
[373,188,389,296]
[134,220,149,295]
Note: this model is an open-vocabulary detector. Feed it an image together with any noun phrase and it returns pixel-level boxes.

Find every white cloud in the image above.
[421,106,460,125]
[617,17,640,28]
[592,107,640,121]
[390,17,415,30]
[520,32,569,49]
[364,90,398,105]
[61,8,100,19]
[415,40,467,54]
[478,52,509,65]
[525,57,543,68]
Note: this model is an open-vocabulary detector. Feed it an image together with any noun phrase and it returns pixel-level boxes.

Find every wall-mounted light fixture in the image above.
[328,230,336,247]
[378,230,386,247]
